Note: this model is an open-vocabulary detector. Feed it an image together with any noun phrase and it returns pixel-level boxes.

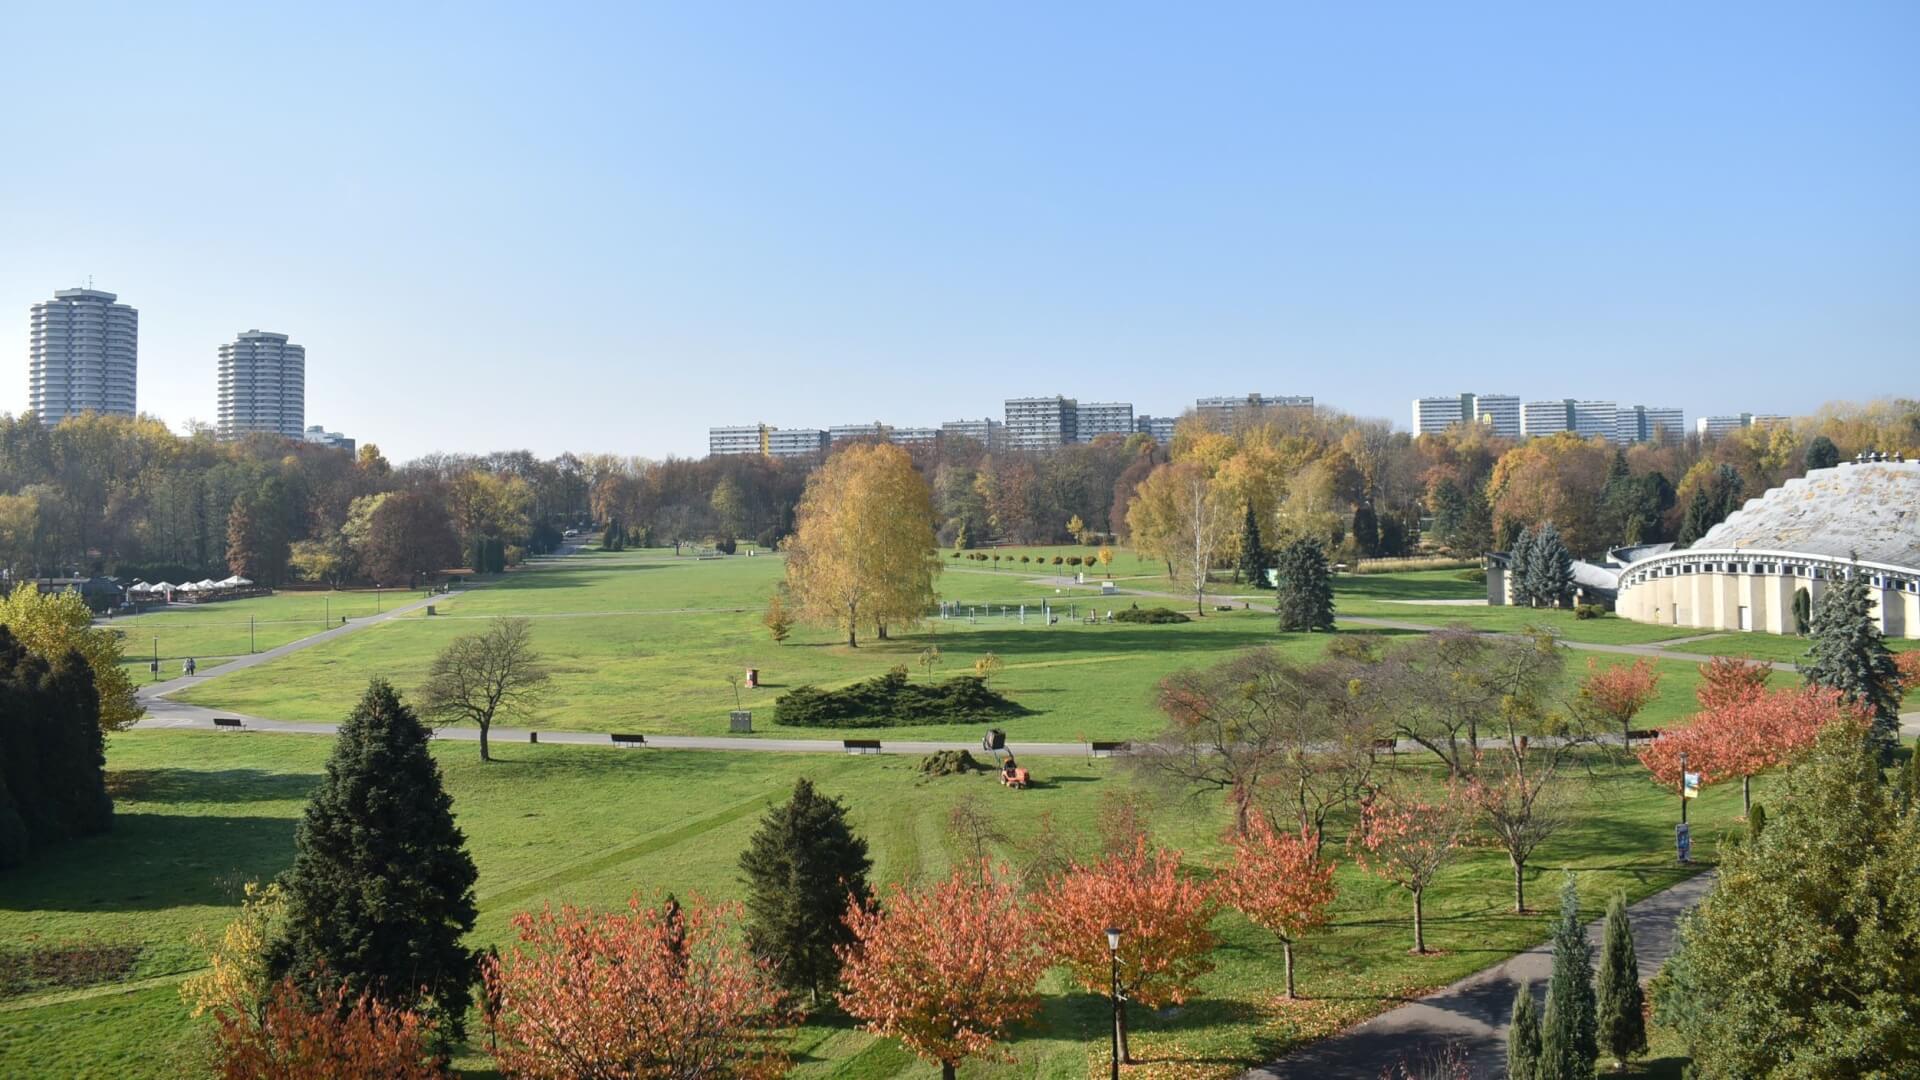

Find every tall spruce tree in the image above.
[1595,892,1646,1068]
[268,679,479,1037]
[1351,505,1380,558]
[1676,487,1716,547]
[1509,525,1538,607]
[1508,982,1543,1080]
[1430,481,1467,552]
[1273,537,1336,632]
[739,777,873,1003]
[1237,502,1269,588]
[1539,876,1597,1080]
[1802,559,1902,756]
[1530,523,1575,609]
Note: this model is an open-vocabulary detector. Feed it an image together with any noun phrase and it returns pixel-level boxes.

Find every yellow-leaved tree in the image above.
[785,443,940,647]
[0,585,141,731]
[181,880,287,1027]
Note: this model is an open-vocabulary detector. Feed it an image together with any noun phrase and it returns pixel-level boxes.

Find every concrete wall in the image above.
[1616,565,1920,640]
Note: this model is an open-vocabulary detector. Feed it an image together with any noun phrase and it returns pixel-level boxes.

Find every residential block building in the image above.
[1135,414,1178,443]
[1411,394,1474,436]
[303,425,355,453]
[1521,400,1573,438]
[217,330,306,439]
[1004,396,1078,450]
[1075,401,1135,442]
[28,287,138,424]
[708,425,829,458]
[1570,400,1617,442]
[1472,394,1522,439]
[1196,393,1313,420]
[1615,405,1685,444]
[941,417,1004,451]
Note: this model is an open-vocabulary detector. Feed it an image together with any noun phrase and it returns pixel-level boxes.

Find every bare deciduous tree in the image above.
[418,616,552,762]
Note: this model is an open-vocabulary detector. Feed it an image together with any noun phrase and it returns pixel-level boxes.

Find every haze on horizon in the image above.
[1,2,1914,462]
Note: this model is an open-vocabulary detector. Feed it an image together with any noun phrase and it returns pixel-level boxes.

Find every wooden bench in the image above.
[1627,728,1661,743]
[843,738,882,755]
[1088,740,1131,758]
[1000,767,1031,789]
[1372,737,1398,754]
[610,733,647,747]
[212,717,246,731]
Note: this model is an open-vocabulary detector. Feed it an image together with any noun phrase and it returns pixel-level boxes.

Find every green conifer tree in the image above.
[1351,505,1380,558]
[1746,802,1767,842]
[1531,523,1575,609]
[1237,502,1270,588]
[1802,559,1902,757]
[1804,435,1841,470]
[1595,892,1646,1068]
[1539,876,1597,1080]
[268,679,479,1038]
[739,777,874,1003]
[1273,537,1336,632]
[1677,487,1716,547]
[1509,525,1538,607]
[1508,982,1543,1080]
[1901,740,1920,812]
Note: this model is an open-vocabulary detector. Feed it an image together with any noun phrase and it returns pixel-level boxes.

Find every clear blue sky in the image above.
[2,2,1914,460]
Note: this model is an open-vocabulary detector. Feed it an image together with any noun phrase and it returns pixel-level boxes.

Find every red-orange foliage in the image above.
[211,977,439,1080]
[481,895,789,1080]
[1219,816,1336,998]
[1895,651,1920,704]
[1350,789,1469,955]
[1638,685,1869,811]
[1695,655,1772,711]
[838,863,1042,1080]
[1034,836,1220,1010]
[1579,657,1662,743]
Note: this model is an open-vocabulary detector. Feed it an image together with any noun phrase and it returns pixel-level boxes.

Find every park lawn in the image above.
[100,586,436,667]
[0,730,1754,1080]
[1674,630,1920,665]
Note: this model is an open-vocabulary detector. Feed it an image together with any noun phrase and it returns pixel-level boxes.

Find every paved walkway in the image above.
[1246,871,1718,1079]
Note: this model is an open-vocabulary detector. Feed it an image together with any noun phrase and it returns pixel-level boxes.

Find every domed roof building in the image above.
[1614,454,1920,639]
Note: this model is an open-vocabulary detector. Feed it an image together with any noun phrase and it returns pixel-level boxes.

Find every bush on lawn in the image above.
[775,671,1029,728]
[1112,607,1191,625]
[1574,603,1610,620]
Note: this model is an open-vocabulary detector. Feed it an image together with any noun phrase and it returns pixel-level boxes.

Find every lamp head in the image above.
[1105,927,1122,952]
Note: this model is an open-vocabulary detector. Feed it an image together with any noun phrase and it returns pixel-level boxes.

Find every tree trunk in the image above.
[1118,992,1132,1064]
[1512,856,1525,913]
[941,1062,956,1080]
[1283,937,1297,998]
[479,721,491,763]
[1742,773,1751,815]
[1412,886,1426,954]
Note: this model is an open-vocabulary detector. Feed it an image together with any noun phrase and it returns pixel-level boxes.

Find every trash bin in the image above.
[744,667,759,689]
[730,710,753,733]
[426,605,436,616]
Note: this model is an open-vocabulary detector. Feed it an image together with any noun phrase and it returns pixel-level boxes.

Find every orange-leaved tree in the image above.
[1350,788,1469,955]
[212,977,439,1080]
[838,863,1042,1080]
[1695,655,1772,710]
[1638,684,1867,813]
[1219,816,1336,998]
[1033,837,1220,1062]
[482,894,789,1080]
[1577,657,1662,746]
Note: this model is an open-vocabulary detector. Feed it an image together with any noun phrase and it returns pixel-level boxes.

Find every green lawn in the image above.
[101,586,435,670]
[0,730,1753,1079]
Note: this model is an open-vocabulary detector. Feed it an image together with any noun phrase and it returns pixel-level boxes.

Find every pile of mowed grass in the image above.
[774,669,1029,727]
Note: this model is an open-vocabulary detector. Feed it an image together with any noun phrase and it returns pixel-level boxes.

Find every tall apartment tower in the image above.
[1075,401,1135,442]
[1004,396,1078,450]
[216,330,306,439]
[28,287,139,424]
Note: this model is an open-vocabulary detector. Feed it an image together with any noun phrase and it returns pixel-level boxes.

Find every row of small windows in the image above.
[1626,561,1919,594]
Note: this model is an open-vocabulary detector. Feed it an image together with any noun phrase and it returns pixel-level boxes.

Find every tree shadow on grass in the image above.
[0,813,297,913]
[107,768,321,805]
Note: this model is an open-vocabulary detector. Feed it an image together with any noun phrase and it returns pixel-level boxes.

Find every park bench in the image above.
[1001,767,1031,790]
[843,738,882,755]
[212,717,246,731]
[1627,728,1661,743]
[1371,737,1398,754]
[610,733,647,748]
[1088,740,1131,758]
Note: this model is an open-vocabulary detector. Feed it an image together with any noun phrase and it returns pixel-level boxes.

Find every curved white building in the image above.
[217,330,305,439]
[1614,456,1920,639]
[28,288,138,423]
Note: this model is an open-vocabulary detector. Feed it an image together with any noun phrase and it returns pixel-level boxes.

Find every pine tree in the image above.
[1237,503,1269,588]
[1430,481,1467,552]
[1802,560,1902,757]
[1351,505,1380,558]
[1792,587,1812,636]
[1595,892,1646,1068]
[1901,740,1920,812]
[739,777,873,1003]
[1676,487,1716,547]
[1273,537,1335,632]
[1508,981,1543,1080]
[1531,523,1575,609]
[1804,436,1841,471]
[40,651,112,839]
[1539,876,1597,1080]
[268,679,479,1038]
[1509,526,1538,607]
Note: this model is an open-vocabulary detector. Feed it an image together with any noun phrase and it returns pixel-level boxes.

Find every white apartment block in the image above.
[1004,396,1077,450]
[1521,400,1572,438]
[1135,415,1177,443]
[217,330,306,439]
[766,428,828,457]
[1696,413,1787,440]
[890,427,940,447]
[1472,394,1521,439]
[1076,401,1135,442]
[1615,405,1685,444]
[28,287,138,424]
[941,417,1004,451]
[1196,393,1313,420]
[1411,394,1473,436]
[1570,400,1617,442]
[830,423,887,443]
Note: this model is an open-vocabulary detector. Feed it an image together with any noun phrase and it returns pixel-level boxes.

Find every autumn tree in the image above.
[1488,433,1613,556]
[1126,460,1229,613]
[1638,684,1865,813]
[1220,816,1337,997]
[0,583,140,732]
[1034,838,1219,1062]
[211,977,440,1080]
[1696,654,1771,710]
[785,443,940,647]
[482,895,789,1080]
[362,489,460,587]
[838,864,1043,1080]
[416,616,552,762]
[183,880,288,1030]
[1576,657,1662,746]
[1351,787,1468,954]
[762,592,793,643]
[1098,545,1114,577]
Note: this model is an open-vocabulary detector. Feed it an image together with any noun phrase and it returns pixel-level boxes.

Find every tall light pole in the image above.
[1106,927,1124,1077]
[1678,750,1689,826]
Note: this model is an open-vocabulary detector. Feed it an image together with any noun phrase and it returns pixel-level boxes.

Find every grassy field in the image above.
[0,730,1756,1079]
[165,552,1749,742]
[101,587,435,676]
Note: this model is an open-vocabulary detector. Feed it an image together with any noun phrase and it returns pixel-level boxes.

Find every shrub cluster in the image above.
[775,670,1028,728]
[1112,607,1191,624]
[1574,603,1610,620]
[0,627,112,869]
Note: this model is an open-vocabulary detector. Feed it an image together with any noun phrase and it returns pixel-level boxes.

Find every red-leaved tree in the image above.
[1578,657,1662,745]
[1894,651,1920,705]
[838,863,1042,1080]
[1219,816,1336,998]
[212,977,439,1080]
[1695,655,1772,710]
[1034,837,1220,1062]
[482,894,789,1080]
[1638,684,1868,813]
[1350,788,1469,955]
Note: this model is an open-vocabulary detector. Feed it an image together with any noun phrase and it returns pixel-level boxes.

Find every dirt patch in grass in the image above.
[0,938,144,999]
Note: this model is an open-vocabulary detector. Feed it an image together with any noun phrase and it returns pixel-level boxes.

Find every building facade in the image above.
[712,425,831,458]
[28,287,138,424]
[1695,413,1775,439]
[1411,394,1473,436]
[1004,396,1078,450]
[1520,399,1572,438]
[1197,393,1313,421]
[1570,400,1617,442]
[941,417,1004,451]
[1135,414,1177,443]
[217,330,306,439]
[1076,401,1135,442]
[1472,394,1522,439]
[303,425,355,453]
[1615,405,1685,444]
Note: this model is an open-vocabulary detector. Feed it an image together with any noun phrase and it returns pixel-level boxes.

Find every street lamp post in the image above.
[1105,927,1125,1076]
[1678,750,1689,826]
